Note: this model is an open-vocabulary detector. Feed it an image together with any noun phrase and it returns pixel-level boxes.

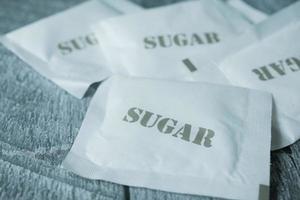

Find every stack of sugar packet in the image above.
[1,0,299,199]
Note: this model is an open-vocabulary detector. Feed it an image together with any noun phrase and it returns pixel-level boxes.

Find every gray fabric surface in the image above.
[0,0,299,199]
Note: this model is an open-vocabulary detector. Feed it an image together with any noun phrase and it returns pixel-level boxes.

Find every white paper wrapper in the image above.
[93,0,254,81]
[0,0,142,98]
[63,75,272,200]
[225,0,268,24]
[182,1,300,150]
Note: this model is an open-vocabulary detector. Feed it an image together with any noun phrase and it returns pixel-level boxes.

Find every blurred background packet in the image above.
[93,0,257,81]
[0,0,266,99]
[0,0,143,98]
[182,1,300,150]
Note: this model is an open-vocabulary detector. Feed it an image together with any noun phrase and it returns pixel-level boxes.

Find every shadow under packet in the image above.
[0,0,143,98]
[62,75,272,200]
[182,0,300,150]
[91,0,265,82]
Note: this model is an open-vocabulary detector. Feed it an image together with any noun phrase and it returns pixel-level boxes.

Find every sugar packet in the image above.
[182,1,300,150]
[93,0,253,81]
[63,75,272,200]
[0,0,142,98]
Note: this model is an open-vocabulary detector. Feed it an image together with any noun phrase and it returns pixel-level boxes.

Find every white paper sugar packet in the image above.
[182,1,300,150]
[0,0,142,98]
[63,75,272,200]
[93,0,254,81]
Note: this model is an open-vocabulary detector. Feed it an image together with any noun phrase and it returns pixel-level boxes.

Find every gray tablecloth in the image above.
[0,0,300,199]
